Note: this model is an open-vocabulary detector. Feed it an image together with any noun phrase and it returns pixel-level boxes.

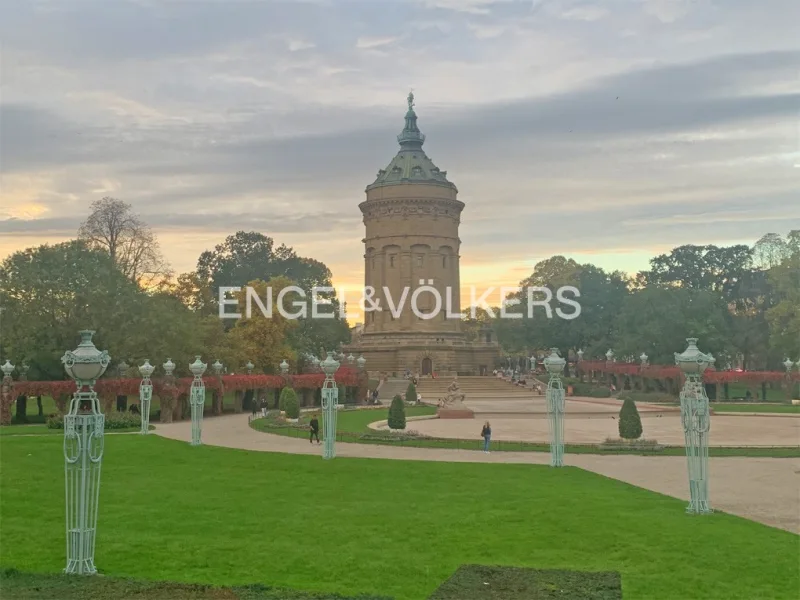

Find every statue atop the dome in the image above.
[407,90,415,111]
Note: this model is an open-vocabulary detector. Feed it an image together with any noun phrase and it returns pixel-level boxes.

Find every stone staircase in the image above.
[417,376,537,403]
[376,378,411,403]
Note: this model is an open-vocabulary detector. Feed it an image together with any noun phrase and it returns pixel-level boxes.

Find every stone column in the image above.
[400,249,412,331]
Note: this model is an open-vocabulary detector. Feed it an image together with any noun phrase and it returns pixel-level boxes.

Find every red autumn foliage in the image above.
[578,360,798,384]
[10,366,365,399]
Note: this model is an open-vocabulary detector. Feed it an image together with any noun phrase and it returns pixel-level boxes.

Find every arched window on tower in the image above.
[442,255,447,268]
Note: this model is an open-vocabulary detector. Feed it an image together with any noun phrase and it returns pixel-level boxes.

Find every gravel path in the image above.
[154,414,800,534]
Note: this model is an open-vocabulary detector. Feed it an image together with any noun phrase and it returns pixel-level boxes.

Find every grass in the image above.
[0,569,391,599]
[276,405,438,434]
[429,565,622,600]
[0,424,150,437]
[712,403,800,414]
[1,435,798,599]
[249,411,800,458]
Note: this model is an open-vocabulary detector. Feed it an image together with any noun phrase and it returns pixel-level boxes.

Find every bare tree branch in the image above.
[78,197,172,287]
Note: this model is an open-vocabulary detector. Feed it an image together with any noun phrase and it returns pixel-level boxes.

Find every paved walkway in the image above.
[405,413,799,446]
[154,414,800,534]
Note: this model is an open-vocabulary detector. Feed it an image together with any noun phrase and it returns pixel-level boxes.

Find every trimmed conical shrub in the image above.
[406,382,417,404]
[618,397,643,440]
[280,387,300,419]
[388,394,406,430]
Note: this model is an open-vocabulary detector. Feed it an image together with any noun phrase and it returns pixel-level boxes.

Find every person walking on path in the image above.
[481,421,492,453]
[309,414,320,444]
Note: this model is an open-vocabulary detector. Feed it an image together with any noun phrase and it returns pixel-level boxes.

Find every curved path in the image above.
[154,414,800,534]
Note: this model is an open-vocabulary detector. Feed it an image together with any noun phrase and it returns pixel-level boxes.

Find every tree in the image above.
[279,387,298,413]
[282,388,300,419]
[196,231,333,298]
[171,271,216,315]
[618,397,643,440]
[388,394,406,430]
[461,306,495,342]
[406,382,417,404]
[766,248,800,361]
[78,197,170,286]
[640,244,753,303]
[0,240,212,382]
[613,287,732,365]
[493,258,630,368]
[194,231,349,350]
[753,233,791,270]
[227,277,299,374]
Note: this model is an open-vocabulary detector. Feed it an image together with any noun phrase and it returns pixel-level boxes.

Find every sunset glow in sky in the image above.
[2,0,799,317]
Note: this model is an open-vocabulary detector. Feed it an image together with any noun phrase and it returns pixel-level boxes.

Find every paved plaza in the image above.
[403,397,799,447]
[154,413,800,534]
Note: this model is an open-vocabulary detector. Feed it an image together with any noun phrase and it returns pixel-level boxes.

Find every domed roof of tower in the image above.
[366,92,457,192]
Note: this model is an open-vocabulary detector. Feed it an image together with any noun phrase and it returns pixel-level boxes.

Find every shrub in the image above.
[388,394,406,430]
[282,388,300,419]
[571,383,611,398]
[405,382,417,404]
[618,397,643,440]
[618,391,676,403]
[46,411,142,430]
[278,387,294,411]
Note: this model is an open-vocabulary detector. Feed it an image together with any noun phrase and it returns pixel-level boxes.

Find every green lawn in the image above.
[0,435,797,599]
[0,425,148,437]
[286,405,437,433]
[712,404,800,414]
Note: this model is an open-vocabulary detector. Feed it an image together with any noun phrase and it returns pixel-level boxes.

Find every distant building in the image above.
[343,93,499,376]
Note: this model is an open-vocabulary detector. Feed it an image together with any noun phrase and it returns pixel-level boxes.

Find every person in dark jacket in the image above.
[481,421,492,453]
[309,414,320,444]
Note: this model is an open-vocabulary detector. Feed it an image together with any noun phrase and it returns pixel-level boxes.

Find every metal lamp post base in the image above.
[64,409,104,575]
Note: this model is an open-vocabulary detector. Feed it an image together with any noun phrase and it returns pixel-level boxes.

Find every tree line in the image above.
[0,197,351,380]
[469,231,799,370]
[1,196,797,379]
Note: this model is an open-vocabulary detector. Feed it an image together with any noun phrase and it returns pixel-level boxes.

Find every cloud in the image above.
[1,0,799,284]
[559,5,608,21]
[288,38,316,52]
[643,0,691,23]
[355,36,400,49]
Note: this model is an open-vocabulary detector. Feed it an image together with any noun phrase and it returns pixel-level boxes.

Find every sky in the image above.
[1,0,799,314]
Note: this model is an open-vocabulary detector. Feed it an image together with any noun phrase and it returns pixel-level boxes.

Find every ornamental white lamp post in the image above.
[163,358,175,376]
[311,355,320,372]
[543,348,566,467]
[320,351,340,460]
[1,359,14,377]
[189,356,207,446]
[138,360,154,434]
[1,360,14,426]
[576,349,584,362]
[61,330,110,575]
[212,359,223,376]
[246,361,254,375]
[357,354,366,370]
[279,359,289,375]
[675,338,715,515]
[640,353,649,367]
[347,353,355,364]
[605,349,615,364]
[785,359,796,401]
